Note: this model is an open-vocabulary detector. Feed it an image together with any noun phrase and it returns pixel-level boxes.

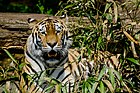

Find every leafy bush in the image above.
[56,0,140,92]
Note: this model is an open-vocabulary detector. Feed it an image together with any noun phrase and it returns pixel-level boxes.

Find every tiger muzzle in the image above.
[48,50,57,57]
[43,50,60,60]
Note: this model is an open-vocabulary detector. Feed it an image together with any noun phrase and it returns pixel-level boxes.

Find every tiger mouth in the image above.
[43,50,60,61]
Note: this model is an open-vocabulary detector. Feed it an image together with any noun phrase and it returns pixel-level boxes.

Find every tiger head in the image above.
[26,18,72,67]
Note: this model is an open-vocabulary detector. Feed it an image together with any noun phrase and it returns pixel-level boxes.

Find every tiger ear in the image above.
[28,18,38,29]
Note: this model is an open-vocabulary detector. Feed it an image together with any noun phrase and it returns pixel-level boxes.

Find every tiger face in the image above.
[26,18,72,67]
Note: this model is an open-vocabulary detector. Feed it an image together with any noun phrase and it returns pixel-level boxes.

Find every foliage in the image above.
[56,0,140,92]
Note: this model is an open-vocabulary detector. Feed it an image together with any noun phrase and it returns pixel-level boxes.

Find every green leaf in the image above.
[97,36,102,49]
[91,82,98,93]
[64,4,74,9]
[109,68,115,88]
[36,4,44,14]
[98,36,102,44]
[126,58,140,65]
[104,3,112,13]
[112,69,122,81]
[45,85,54,92]
[87,83,92,93]
[3,49,18,64]
[98,66,106,81]
[82,81,90,93]
[106,13,113,22]
[47,9,53,15]
[3,88,9,93]
[87,47,92,56]
[61,85,67,93]
[19,63,26,70]
[99,81,105,93]
[55,84,62,93]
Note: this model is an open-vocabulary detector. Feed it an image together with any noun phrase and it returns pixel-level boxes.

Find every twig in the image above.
[131,41,138,58]
[123,30,139,46]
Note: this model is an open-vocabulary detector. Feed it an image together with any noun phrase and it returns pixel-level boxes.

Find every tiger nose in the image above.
[47,42,57,48]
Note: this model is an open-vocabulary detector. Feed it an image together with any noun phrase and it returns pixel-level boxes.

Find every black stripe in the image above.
[74,70,78,77]
[32,33,34,43]
[48,68,55,76]
[29,77,36,87]
[32,73,39,83]
[13,82,22,93]
[59,56,68,67]
[56,65,69,79]
[59,52,68,65]
[38,21,47,25]
[35,87,41,93]
[61,73,71,82]
[68,62,72,70]
[26,64,38,74]
[36,71,44,82]
[41,81,48,91]
[35,33,40,46]
[81,63,85,71]
[87,62,92,73]
[48,55,68,76]
[26,50,43,71]
[77,64,82,75]
[25,64,31,73]
[32,33,38,49]
[31,83,39,93]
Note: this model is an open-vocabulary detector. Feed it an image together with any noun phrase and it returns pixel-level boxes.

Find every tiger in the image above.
[23,17,93,93]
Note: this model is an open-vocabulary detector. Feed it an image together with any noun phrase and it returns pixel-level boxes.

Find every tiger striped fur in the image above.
[23,18,93,93]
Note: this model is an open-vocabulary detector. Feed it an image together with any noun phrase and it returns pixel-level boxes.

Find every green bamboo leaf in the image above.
[3,88,9,93]
[62,85,67,93]
[64,4,74,9]
[87,84,92,93]
[44,77,59,84]
[97,36,103,49]
[123,79,134,88]
[55,84,62,93]
[102,80,114,93]
[91,82,98,93]
[99,81,105,93]
[106,13,113,22]
[104,3,112,13]
[86,82,91,93]
[98,66,106,81]
[19,63,26,70]
[82,82,87,93]
[109,68,115,88]
[126,58,140,65]
[45,85,54,92]
[3,49,18,64]
[112,69,122,81]
[83,81,92,93]
[98,36,102,44]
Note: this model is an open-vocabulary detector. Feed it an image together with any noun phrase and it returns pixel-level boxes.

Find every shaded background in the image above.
[0,0,67,14]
